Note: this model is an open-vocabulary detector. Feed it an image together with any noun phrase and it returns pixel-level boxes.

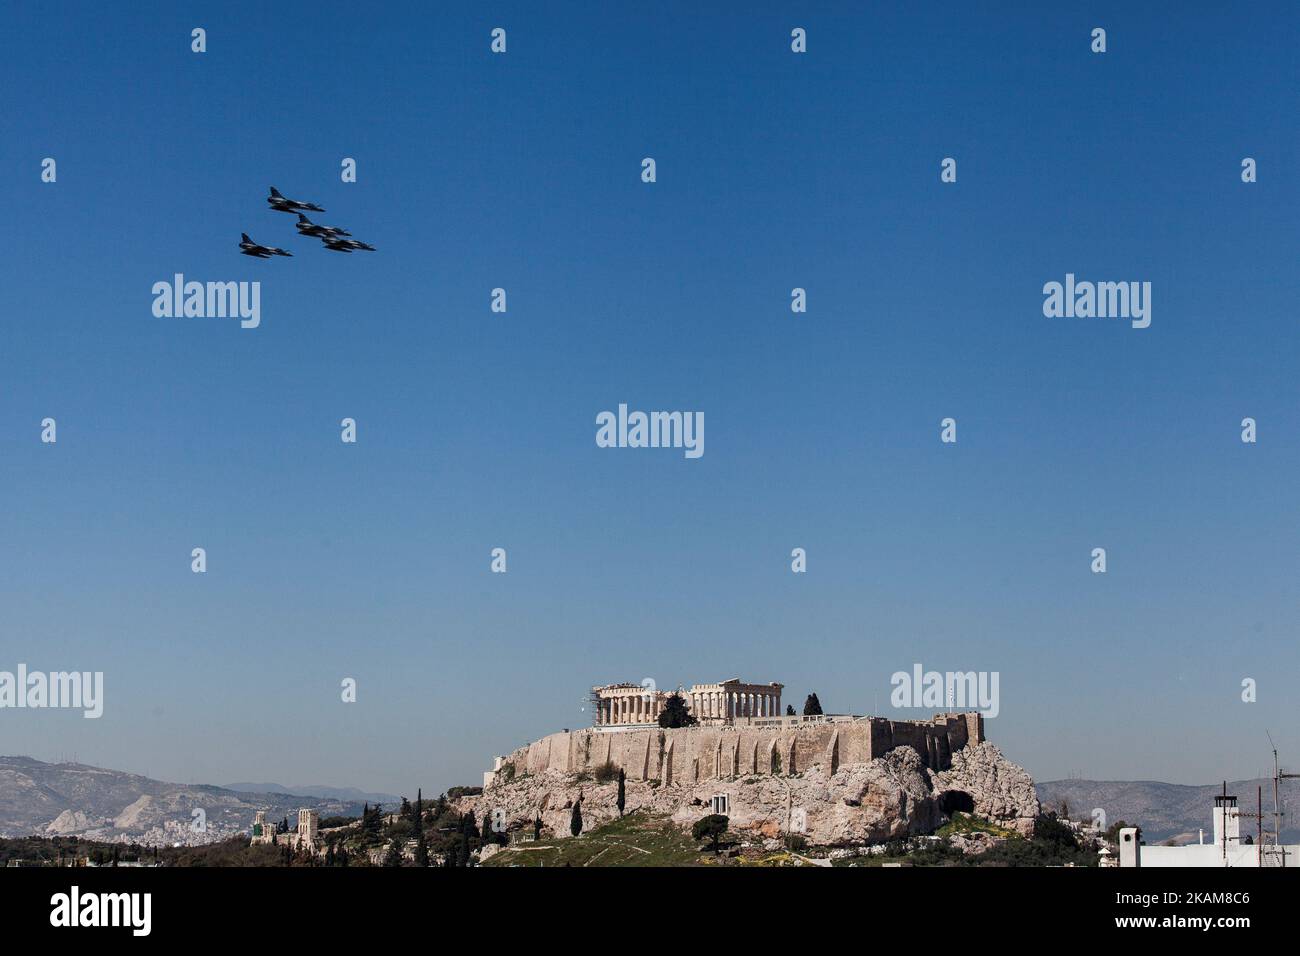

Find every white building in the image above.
[1119,793,1298,867]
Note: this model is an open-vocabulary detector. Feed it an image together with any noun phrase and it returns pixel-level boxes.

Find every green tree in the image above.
[1033,812,1079,851]
[802,693,823,716]
[382,840,404,867]
[1104,820,1131,844]
[414,831,430,867]
[616,769,626,816]
[692,814,729,852]
[785,704,795,716]
[657,692,698,728]
[570,798,583,837]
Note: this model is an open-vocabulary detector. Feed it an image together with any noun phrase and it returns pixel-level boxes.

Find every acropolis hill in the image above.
[472,679,1040,846]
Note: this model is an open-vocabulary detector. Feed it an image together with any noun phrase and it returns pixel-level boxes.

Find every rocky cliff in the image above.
[468,740,1038,846]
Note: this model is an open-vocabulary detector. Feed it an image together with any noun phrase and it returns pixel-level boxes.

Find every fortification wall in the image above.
[496,712,984,786]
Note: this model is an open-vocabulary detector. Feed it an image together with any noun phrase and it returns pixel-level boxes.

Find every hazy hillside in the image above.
[1036,777,1300,844]
[223,782,400,806]
[0,756,367,844]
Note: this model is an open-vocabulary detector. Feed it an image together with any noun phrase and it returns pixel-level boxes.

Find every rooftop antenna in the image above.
[1264,731,1298,866]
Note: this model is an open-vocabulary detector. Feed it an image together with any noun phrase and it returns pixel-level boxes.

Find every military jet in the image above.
[266,186,325,214]
[321,237,376,253]
[239,233,293,258]
[295,213,351,239]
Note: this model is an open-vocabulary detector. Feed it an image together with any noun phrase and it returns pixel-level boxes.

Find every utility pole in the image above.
[1240,786,1266,866]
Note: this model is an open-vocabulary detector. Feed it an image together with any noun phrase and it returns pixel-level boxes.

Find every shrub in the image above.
[692,814,729,851]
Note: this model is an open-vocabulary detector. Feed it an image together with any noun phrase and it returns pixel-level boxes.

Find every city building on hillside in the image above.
[250,808,319,852]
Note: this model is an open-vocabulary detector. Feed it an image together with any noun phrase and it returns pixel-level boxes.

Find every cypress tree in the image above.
[616,769,626,816]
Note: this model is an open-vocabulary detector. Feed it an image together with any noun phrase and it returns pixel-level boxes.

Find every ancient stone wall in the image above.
[495,713,983,786]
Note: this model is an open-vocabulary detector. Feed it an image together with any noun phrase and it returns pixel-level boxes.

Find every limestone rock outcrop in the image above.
[466,738,1040,847]
[934,741,1040,836]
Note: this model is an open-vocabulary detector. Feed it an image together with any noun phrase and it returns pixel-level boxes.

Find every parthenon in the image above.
[593,678,783,727]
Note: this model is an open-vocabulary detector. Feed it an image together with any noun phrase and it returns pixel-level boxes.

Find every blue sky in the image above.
[1,2,1297,796]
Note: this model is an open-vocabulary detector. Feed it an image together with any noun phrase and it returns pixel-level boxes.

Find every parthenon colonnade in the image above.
[592,678,784,726]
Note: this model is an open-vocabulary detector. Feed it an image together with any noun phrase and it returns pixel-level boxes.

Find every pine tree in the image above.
[617,769,626,816]
[570,797,583,837]
[802,692,823,716]
[785,704,795,716]
[382,840,403,867]
[657,692,698,728]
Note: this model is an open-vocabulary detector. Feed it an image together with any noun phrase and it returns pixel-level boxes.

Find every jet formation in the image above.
[238,187,376,257]
[239,233,292,258]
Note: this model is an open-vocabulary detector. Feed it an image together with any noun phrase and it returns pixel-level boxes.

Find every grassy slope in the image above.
[480,812,817,868]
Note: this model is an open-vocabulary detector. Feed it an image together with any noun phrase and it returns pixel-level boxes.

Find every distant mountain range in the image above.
[222,783,401,806]
[1036,777,1300,844]
[0,756,383,844]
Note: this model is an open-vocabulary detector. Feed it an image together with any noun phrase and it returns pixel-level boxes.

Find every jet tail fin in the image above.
[241,233,251,242]
[269,187,283,198]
